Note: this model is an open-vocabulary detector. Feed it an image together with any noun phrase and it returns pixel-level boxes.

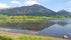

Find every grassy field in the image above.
[0,31,68,40]
[0,35,51,40]
[0,14,70,23]
[13,36,51,40]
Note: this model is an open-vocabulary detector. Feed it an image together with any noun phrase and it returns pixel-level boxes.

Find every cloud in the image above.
[24,0,39,6]
[0,3,11,9]
[11,1,21,4]
[10,0,40,6]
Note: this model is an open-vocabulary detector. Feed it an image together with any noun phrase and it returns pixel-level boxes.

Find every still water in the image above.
[0,19,71,38]
[38,19,71,38]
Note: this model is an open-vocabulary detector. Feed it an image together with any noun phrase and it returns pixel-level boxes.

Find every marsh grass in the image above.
[0,35,51,40]
[14,36,51,40]
[0,36,12,40]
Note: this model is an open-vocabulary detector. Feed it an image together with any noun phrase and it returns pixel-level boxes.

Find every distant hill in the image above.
[57,10,71,16]
[0,4,57,16]
[0,4,71,16]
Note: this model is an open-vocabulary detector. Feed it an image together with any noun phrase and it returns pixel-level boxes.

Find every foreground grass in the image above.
[0,31,51,40]
[13,36,51,40]
[0,36,12,40]
[0,35,51,40]
[0,31,68,40]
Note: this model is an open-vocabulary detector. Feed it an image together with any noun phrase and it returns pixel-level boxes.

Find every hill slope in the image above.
[0,4,57,16]
[57,10,71,16]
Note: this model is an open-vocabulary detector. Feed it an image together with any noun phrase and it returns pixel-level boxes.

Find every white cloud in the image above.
[10,0,40,7]
[24,0,39,6]
[0,3,11,9]
[11,1,21,4]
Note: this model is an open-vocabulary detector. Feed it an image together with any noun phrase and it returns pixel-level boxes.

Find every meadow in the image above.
[0,35,51,40]
[0,14,70,23]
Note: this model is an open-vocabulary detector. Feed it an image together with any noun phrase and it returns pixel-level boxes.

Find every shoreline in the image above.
[0,31,69,40]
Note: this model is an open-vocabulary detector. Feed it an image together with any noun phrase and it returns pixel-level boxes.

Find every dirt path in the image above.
[0,31,69,40]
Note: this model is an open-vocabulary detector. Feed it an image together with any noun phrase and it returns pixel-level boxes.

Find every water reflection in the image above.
[49,19,71,24]
[49,20,68,26]
[64,24,71,38]
[38,23,71,38]
[38,24,64,37]
[0,19,71,38]
[0,28,37,34]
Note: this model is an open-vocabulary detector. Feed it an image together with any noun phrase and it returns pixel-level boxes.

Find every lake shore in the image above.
[0,31,69,40]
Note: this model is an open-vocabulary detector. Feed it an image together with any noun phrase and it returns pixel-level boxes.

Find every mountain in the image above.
[57,10,71,16]
[0,4,57,16]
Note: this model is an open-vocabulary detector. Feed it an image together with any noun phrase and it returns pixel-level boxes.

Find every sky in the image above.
[0,0,71,12]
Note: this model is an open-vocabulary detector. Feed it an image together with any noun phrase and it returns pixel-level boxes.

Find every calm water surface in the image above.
[0,19,71,38]
[39,19,71,38]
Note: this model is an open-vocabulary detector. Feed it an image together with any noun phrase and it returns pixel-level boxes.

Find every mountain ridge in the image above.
[0,4,71,16]
[57,9,71,16]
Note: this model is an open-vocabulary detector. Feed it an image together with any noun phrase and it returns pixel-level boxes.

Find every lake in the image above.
[38,19,71,38]
[0,19,71,38]
[0,27,38,34]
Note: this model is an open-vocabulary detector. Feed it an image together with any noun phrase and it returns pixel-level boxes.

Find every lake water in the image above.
[0,19,71,38]
[0,27,38,34]
[38,19,71,38]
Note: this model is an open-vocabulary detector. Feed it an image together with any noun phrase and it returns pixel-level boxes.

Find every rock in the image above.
[63,35,68,39]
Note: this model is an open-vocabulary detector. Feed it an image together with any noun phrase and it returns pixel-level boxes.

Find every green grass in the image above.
[0,15,47,23]
[13,36,51,40]
[0,14,70,23]
[0,36,51,40]
[0,36,12,40]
